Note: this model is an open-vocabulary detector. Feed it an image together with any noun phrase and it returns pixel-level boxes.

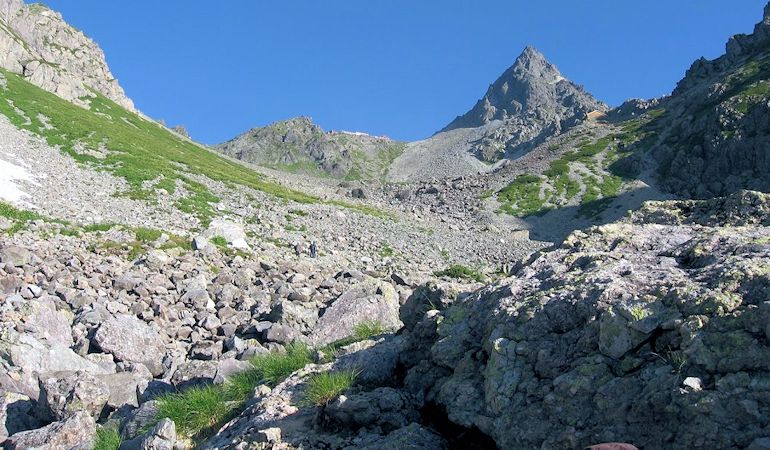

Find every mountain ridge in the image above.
[216,116,405,181]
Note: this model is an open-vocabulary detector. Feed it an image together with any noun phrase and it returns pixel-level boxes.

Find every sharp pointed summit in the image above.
[441,46,605,133]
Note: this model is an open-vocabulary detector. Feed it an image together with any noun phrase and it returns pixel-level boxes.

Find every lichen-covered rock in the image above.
[38,370,110,420]
[119,417,176,450]
[324,387,419,431]
[0,329,111,396]
[0,245,32,267]
[349,423,447,450]
[399,191,770,449]
[93,315,167,376]
[310,278,401,346]
[5,410,96,449]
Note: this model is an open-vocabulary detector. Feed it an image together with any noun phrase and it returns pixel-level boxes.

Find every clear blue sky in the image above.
[43,0,767,144]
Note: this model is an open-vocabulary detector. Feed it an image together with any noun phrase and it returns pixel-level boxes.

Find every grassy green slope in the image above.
[0,70,323,226]
[496,112,661,218]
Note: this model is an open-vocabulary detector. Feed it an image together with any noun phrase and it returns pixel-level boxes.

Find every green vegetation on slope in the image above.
[0,200,47,234]
[496,116,657,218]
[152,320,391,443]
[0,70,326,225]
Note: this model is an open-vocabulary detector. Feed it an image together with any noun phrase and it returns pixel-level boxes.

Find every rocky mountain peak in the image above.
[440,46,605,133]
[0,0,135,111]
[511,45,559,78]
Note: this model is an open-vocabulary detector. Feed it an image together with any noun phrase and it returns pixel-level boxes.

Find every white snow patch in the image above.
[0,157,38,204]
[549,75,566,85]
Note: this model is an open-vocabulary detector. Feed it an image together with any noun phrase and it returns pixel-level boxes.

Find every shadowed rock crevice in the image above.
[420,401,499,450]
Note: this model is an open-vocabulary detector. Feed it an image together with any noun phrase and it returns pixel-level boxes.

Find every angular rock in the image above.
[325,387,418,431]
[200,219,251,250]
[5,410,96,450]
[98,372,147,410]
[354,423,447,450]
[93,315,166,376]
[119,417,176,450]
[0,331,110,396]
[0,246,32,267]
[38,370,110,420]
[310,279,401,346]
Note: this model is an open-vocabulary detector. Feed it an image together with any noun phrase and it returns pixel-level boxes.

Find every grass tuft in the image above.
[134,227,163,242]
[93,425,122,450]
[303,370,358,407]
[156,385,234,439]
[82,222,118,233]
[434,264,485,283]
[378,242,395,257]
[155,342,312,441]
[209,235,228,248]
[352,320,386,340]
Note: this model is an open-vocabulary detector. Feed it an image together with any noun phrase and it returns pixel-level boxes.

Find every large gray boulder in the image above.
[0,245,32,267]
[267,299,319,333]
[325,387,419,431]
[38,370,109,420]
[17,298,73,347]
[0,330,110,396]
[310,279,401,346]
[353,423,447,450]
[97,372,147,410]
[5,410,96,449]
[199,219,250,250]
[333,336,406,387]
[93,315,167,376]
[0,390,41,442]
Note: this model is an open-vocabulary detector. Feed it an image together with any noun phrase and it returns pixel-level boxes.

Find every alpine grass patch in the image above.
[93,425,122,450]
[154,343,312,441]
[434,264,485,283]
[0,70,389,224]
[303,370,358,407]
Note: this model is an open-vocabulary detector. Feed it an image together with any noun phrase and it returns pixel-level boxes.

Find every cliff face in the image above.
[0,0,135,111]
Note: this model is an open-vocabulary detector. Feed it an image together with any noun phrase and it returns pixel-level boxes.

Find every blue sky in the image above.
[44,1,767,144]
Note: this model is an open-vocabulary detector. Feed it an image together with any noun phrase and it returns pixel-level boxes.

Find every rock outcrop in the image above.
[397,190,770,449]
[442,46,605,138]
[0,0,135,110]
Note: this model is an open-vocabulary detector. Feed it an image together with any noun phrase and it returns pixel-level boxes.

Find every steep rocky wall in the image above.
[0,0,135,111]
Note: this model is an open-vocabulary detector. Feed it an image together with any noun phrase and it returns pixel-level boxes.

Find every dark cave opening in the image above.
[420,401,499,450]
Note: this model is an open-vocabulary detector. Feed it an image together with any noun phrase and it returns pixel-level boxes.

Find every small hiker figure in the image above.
[294,242,302,258]
[309,241,318,258]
